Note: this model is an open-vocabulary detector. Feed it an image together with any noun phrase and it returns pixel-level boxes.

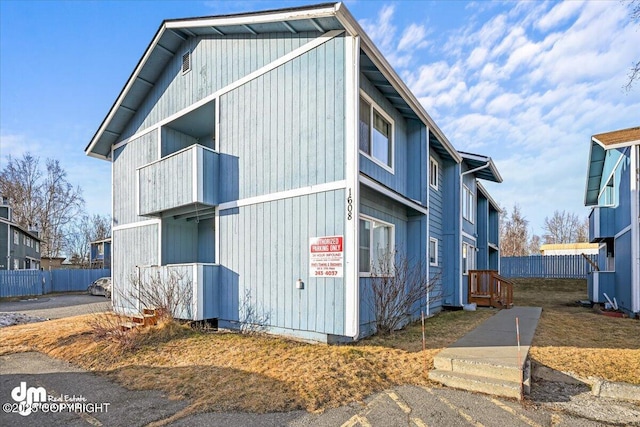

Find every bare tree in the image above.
[0,153,84,257]
[367,249,441,335]
[625,0,640,91]
[576,216,590,243]
[528,234,542,255]
[500,204,530,256]
[542,210,588,244]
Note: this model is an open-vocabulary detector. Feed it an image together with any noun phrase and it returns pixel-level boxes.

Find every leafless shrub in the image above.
[368,249,442,335]
[87,311,140,351]
[239,289,271,334]
[125,267,194,321]
[88,267,194,349]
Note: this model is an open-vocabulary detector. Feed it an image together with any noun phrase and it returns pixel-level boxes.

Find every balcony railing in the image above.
[589,206,615,242]
[468,270,513,309]
[137,145,218,217]
[138,263,219,321]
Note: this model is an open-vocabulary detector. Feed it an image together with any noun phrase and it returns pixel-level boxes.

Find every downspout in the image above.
[631,145,640,314]
[459,162,491,306]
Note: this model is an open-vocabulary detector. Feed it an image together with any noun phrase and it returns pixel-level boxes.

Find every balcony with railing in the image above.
[468,270,514,309]
[588,206,615,242]
[137,144,218,219]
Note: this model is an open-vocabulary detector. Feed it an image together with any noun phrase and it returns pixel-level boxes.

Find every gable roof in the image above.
[459,151,502,183]
[585,126,639,206]
[592,126,640,150]
[85,2,460,163]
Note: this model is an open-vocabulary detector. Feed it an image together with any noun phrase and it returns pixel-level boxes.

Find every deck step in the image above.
[429,370,523,400]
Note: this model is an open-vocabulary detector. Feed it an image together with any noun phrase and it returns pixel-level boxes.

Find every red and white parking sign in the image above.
[309,236,344,277]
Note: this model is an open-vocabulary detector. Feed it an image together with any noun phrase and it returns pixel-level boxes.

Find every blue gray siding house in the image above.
[85,3,502,341]
[0,200,42,270]
[585,127,640,317]
[90,238,111,269]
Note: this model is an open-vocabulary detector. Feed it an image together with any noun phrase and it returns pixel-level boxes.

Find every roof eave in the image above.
[334,3,462,164]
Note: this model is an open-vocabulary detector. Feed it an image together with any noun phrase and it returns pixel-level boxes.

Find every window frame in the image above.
[429,237,439,266]
[359,91,395,173]
[359,214,395,277]
[463,185,475,223]
[430,157,439,190]
[462,242,476,274]
[13,230,18,244]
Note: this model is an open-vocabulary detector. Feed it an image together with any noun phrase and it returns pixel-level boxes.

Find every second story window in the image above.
[463,185,474,223]
[430,157,439,189]
[13,230,18,244]
[359,94,394,171]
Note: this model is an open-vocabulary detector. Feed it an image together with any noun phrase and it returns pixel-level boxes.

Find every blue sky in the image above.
[1,0,638,236]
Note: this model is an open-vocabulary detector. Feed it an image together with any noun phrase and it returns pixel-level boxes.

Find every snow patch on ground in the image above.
[0,312,49,327]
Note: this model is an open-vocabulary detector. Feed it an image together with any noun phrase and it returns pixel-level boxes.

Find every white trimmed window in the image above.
[35,241,39,253]
[359,93,394,171]
[463,185,474,223]
[430,157,439,189]
[429,237,438,266]
[463,242,476,274]
[13,230,18,244]
[359,215,395,275]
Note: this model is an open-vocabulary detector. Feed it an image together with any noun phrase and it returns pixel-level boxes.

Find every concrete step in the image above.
[434,355,523,383]
[119,322,139,332]
[429,369,523,400]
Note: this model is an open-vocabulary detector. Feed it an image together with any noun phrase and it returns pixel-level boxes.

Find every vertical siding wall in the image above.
[218,35,345,201]
[215,34,347,337]
[113,132,158,226]
[112,129,160,315]
[112,224,159,313]
[121,32,324,140]
[218,191,346,335]
[428,149,446,312]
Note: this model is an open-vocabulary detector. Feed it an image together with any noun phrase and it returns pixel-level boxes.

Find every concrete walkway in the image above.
[430,306,543,399]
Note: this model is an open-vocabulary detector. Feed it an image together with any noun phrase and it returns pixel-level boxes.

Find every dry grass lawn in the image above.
[513,278,640,384]
[0,308,493,420]
[1,277,638,421]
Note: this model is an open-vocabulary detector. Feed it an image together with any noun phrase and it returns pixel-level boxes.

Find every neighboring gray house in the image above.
[585,126,640,316]
[85,3,503,341]
[0,200,42,270]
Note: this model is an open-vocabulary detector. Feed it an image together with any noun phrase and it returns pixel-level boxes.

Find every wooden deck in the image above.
[468,270,514,309]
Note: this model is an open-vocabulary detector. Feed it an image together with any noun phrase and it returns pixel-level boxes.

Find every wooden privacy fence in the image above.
[0,269,111,298]
[500,255,596,279]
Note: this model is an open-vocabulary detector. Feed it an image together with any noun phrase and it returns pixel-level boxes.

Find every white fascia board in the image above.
[164,5,339,30]
[334,3,462,165]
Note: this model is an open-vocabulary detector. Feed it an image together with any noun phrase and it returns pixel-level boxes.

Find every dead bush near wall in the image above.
[368,249,442,335]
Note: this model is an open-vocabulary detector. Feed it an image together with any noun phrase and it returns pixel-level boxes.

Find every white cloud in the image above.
[398,23,429,51]
[535,0,584,32]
